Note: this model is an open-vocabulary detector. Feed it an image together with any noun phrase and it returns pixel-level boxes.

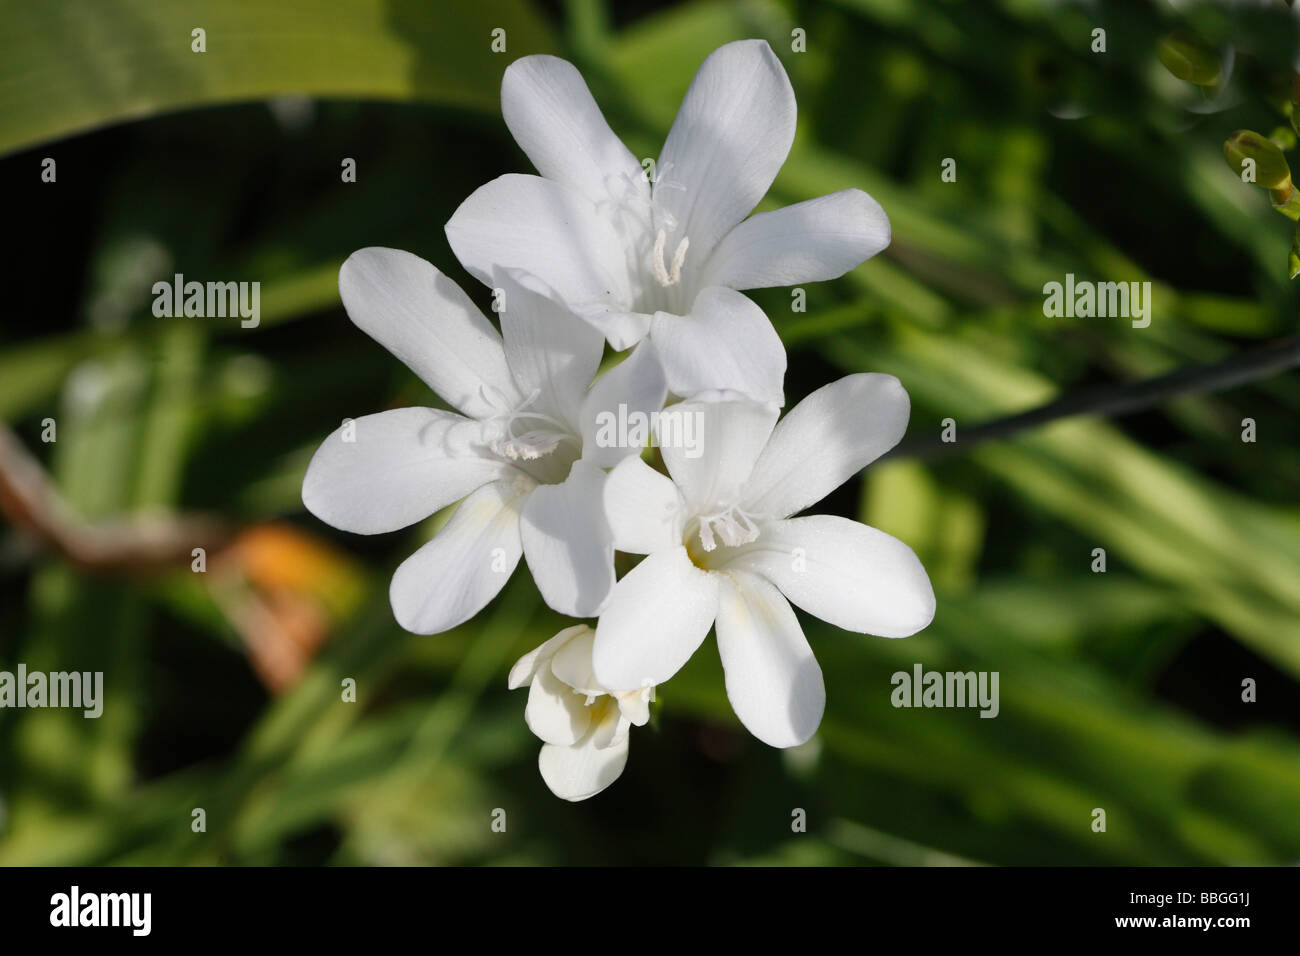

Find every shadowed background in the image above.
[1,0,1298,865]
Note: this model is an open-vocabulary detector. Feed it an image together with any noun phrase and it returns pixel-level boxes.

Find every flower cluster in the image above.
[303,40,935,800]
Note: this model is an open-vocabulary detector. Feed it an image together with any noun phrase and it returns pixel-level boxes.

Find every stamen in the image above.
[697,505,762,552]
[698,519,717,553]
[492,433,558,460]
[651,229,690,288]
[480,388,579,461]
[652,229,671,287]
[669,236,689,285]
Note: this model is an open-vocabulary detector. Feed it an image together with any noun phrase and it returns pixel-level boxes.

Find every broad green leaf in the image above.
[0,0,555,156]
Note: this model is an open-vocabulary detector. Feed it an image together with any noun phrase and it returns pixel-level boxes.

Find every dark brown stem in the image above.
[886,333,1300,461]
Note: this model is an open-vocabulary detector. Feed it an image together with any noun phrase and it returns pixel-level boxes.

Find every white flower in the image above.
[594,375,935,748]
[445,39,891,408]
[301,247,667,632]
[509,624,653,801]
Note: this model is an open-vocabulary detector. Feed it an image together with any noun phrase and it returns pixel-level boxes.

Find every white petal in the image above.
[579,343,668,470]
[726,516,935,638]
[389,480,526,635]
[650,286,786,407]
[660,394,778,515]
[497,270,605,428]
[445,174,648,348]
[508,624,590,689]
[548,627,601,696]
[581,308,655,354]
[538,732,629,802]
[526,665,592,746]
[715,570,824,748]
[603,456,685,555]
[701,189,891,289]
[654,40,796,260]
[501,55,648,207]
[302,407,508,534]
[520,460,615,618]
[588,703,631,749]
[339,248,517,419]
[615,688,652,727]
[593,546,720,690]
[743,374,910,519]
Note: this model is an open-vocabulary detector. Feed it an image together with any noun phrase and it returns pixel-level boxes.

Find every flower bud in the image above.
[1157,35,1222,87]
[1224,130,1293,192]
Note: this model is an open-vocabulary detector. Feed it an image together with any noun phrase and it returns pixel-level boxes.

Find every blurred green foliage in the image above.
[0,0,1298,865]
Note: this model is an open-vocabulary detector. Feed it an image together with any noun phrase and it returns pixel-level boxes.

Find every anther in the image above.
[651,229,690,287]
[697,507,761,552]
[668,236,689,285]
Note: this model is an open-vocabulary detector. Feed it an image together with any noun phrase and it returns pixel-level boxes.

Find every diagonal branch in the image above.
[886,333,1300,461]
[0,423,231,573]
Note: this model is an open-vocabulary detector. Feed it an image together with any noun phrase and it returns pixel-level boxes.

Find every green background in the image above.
[1,0,1298,865]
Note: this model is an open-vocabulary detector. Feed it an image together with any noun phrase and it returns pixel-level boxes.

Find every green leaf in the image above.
[0,0,556,156]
